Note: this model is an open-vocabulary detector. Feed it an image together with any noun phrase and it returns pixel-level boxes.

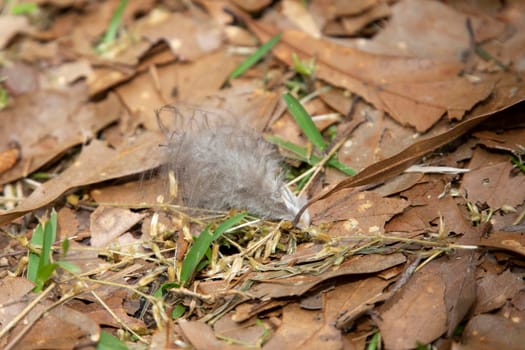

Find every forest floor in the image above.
[0,0,524,349]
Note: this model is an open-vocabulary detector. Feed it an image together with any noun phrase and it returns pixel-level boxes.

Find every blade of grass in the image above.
[27,210,58,291]
[171,304,186,319]
[180,213,246,286]
[366,332,381,350]
[40,209,57,268]
[267,135,355,176]
[283,92,328,152]
[228,33,282,80]
[511,156,525,174]
[10,2,38,15]
[97,331,128,350]
[27,225,43,284]
[96,0,128,53]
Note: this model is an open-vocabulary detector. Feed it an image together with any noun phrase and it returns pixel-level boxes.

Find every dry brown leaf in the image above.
[0,147,19,176]
[241,16,495,132]
[42,60,94,88]
[213,314,269,348]
[87,48,176,96]
[461,148,525,208]
[0,133,165,226]
[72,289,146,330]
[386,180,480,240]
[0,15,31,49]
[281,0,321,38]
[137,9,224,62]
[1,61,39,95]
[116,49,243,130]
[1,288,99,350]
[178,319,247,350]
[453,314,525,350]
[296,81,525,218]
[476,231,525,257]
[89,206,145,248]
[473,269,525,315]
[9,304,100,350]
[335,105,416,172]
[230,0,272,13]
[56,206,80,240]
[0,89,122,185]
[263,303,327,350]
[360,0,504,59]
[378,265,448,350]
[326,277,391,330]
[0,277,35,327]
[340,2,391,35]
[248,253,406,299]
[311,190,408,224]
[90,177,166,208]
[231,300,289,323]
[439,252,477,336]
[473,128,525,154]
[310,0,382,21]
[292,322,342,350]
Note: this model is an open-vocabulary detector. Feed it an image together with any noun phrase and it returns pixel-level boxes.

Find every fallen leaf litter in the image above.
[0,1,525,349]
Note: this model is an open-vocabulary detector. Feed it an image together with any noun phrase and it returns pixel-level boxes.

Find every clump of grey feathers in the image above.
[158,106,309,224]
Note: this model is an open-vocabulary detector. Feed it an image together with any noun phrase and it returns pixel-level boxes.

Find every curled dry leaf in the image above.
[0,147,19,176]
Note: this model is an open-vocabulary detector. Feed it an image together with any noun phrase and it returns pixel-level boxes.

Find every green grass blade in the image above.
[27,226,44,284]
[180,213,246,286]
[366,332,381,350]
[10,2,38,15]
[97,331,128,350]
[153,282,180,298]
[283,92,328,152]
[171,304,186,320]
[61,238,70,258]
[511,156,525,174]
[36,263,58,286]
[27,210,58,291]
[39,209,57,268]
[267,135,355,176]
[96,0,128,52]
[228,33,282,80]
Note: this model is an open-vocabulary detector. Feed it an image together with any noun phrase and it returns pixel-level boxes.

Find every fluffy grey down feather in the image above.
[165,123,309,224]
